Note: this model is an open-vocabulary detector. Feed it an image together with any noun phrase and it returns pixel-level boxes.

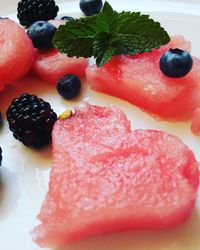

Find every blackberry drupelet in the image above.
[6,93,57,148]
[17,0,59,27]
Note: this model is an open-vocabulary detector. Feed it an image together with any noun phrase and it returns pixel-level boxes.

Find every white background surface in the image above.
[0,0,73,15]
[1,0,200,15]
[0,1,200,250]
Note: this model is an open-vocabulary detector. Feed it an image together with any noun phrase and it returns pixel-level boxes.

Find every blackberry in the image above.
[6,93,57,148]
[17,0,59,27]
[0,147,2,166]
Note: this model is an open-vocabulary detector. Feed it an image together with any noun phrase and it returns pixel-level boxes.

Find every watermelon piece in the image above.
[191,107,200,135]
[32,48,88,84]
[32,20,88,85]
[86,36,200,121]
[0,19,35,91]
[32,103,199,247]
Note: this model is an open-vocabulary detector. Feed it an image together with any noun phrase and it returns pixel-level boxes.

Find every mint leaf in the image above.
[53,1,170,66]
[93,32,116,66]
[114,11,170,55]
[92,2,119,66]
[53,15,97,58]
[96,1,119,34]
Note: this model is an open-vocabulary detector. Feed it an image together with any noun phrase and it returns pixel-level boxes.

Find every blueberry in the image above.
[160,48,193,78]
[27,21,57,51]
[60,16,74,21]
[57,74,81,99]
[79,0,103,16]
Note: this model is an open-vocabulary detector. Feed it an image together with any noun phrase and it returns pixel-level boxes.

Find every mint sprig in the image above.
[53,1,170,67]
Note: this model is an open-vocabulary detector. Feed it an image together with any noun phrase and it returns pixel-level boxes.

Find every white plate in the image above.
[0,1,200,250]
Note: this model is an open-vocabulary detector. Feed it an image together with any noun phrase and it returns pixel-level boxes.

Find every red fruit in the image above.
[32,48,88,84]
[86,36,200,121]
[0,19,35,91]
[32,20,88,85]
[191,107,200,135]
[32,103,199,247]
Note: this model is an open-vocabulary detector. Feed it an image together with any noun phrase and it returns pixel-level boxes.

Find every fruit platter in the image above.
[0,0,200,250]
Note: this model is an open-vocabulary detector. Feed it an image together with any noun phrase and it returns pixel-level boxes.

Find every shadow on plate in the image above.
[54,209,200,250]
[0,75,57,115]
[0,167,19,221]
[20,143,52,170]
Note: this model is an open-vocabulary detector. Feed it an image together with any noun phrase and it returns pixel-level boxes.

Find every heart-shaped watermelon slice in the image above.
[32,103,199,247]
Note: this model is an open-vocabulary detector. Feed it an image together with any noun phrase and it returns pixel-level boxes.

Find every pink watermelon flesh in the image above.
[32,103,199,247]
[0,19,35,91]
[32,20,88,85]
[191,107,200,135]
[86,36,200,121]
[32,48,88,84]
